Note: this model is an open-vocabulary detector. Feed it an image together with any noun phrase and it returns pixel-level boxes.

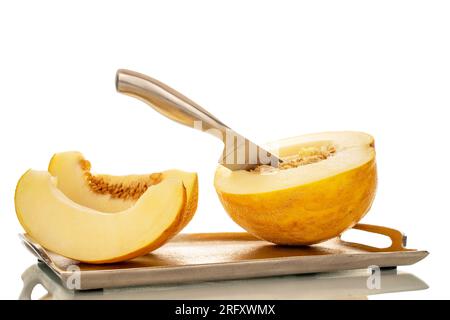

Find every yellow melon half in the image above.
[214,131,377,245]
[15,171,187,263]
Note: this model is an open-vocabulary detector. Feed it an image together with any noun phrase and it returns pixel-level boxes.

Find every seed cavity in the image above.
[80,160,163,200]
[251,144,336,173]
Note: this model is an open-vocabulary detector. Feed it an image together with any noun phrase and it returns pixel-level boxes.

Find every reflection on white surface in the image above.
[20,263,428,300]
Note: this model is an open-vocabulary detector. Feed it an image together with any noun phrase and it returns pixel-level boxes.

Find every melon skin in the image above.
[214,131,377,245]
[217,160,377,245]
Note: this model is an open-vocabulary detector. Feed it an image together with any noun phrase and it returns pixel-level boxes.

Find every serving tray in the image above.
[20,224,428,291]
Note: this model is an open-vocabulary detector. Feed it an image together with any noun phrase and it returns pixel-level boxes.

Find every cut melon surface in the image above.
[215,131,375,194]
[15,171,187,263]
[214,131,377,245]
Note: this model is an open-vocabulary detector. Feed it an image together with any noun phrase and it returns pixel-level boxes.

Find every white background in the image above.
[1,1,449,299]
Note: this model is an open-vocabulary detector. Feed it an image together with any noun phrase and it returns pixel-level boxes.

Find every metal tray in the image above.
[20,224,428,291]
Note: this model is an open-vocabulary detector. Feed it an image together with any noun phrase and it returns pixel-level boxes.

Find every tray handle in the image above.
[19,265,59,300]
[339,223,412,252]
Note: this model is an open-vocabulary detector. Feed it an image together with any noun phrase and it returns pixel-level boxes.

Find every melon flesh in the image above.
[15,170,187,263]
[48,151,197,214]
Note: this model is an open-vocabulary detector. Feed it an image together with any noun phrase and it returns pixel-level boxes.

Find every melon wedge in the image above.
[214,131,377,245]
[48,151,198,233]
[15,170,187,263]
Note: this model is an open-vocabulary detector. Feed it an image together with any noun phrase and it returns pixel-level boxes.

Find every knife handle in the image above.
[116,69,230,139]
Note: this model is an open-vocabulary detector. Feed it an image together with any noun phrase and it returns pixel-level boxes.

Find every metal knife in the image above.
[115,69,281,171]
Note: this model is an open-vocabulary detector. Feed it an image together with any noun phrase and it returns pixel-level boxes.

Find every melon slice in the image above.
[214,131,377,245]
[15,170,187,263]
[48,151,198,219]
